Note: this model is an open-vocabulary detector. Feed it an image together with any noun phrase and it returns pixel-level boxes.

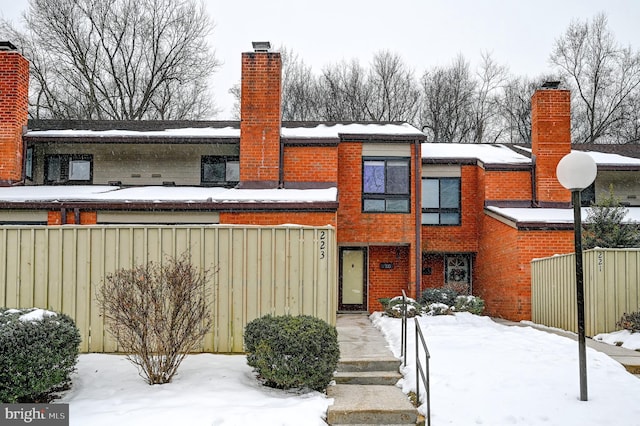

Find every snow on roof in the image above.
[423,143,640,167]
[0,186,338,203]
[26,123,425,140]
[487,206,640,224]
[25,127,240,138]
[281,123,425,139]
[582,150,640,166]
[422,143,531,165]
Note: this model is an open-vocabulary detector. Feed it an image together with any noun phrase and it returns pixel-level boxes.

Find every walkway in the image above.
[326,313,419,426]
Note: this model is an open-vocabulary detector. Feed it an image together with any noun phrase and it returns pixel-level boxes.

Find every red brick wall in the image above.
[421,253,445,290]
[239,51,282,185]
[422,165,479,252]
[475,214,574,320]
[283,146,338,183]
[531,89,571,205]
[484,170,532,201]
[47,210,98,225]
[0,49,29,184]
[220,211,337,227]
[368,246,410,312]
[337,142,420,301]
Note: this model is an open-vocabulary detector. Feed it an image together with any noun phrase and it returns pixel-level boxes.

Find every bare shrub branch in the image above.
[98,254,213,384]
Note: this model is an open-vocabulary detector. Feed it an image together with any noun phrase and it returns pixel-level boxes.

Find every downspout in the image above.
[414,139,422,300]
[531,154,538,207]
[278,136,284,188]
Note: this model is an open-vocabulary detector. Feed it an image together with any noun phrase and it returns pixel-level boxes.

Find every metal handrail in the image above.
[400,290,408,366]
[415,317,431,426]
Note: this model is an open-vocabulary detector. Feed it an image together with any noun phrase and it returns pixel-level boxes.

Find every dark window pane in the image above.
[363,161,385,193]
[47,157,61,182]
[387,160,409,194]
[441,179,460,208]
[203,162,225,182]
[386,199,409,212]
[441,212,460,225]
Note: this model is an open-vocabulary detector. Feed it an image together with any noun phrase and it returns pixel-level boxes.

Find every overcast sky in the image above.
[2,0,639,119]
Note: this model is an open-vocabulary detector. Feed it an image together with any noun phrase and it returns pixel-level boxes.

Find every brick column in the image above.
[239,48,282,188]
[531,87,572,206]
[0,43,29,185]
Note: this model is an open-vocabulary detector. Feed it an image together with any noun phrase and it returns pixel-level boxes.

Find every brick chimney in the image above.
[0,41,29,185]
[531,83,571,206]
[239,42,282,188]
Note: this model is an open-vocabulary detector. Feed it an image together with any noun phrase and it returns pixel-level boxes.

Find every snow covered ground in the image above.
[373,312,640,425]
[58,313,640,425]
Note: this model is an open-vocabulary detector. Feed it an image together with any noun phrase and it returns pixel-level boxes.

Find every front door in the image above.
[339,247,367,311]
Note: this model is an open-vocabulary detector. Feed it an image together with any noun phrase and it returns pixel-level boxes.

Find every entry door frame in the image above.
[338,246,368,312]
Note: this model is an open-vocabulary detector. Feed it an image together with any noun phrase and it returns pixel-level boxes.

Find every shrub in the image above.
[419,287,459,306]
[244,315,340,391]
[424,302,452,316]
[0,308,80,403]
[617,312,640,333]
[98,254,212,385]
[381,296,421,318]
[453,295,485,315]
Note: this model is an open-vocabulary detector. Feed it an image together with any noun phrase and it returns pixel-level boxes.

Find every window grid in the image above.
[362,157,411,213]
[422,177,461,225]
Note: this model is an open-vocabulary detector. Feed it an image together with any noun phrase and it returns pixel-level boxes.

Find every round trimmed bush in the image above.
[0,308,81,403]
[244,315,339,391]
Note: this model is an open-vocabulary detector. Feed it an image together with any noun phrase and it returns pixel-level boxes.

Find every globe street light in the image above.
[556,151,598,402]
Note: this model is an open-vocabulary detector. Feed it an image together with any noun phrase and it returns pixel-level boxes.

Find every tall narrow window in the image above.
[422,177,461,225]
[362,157,410,213]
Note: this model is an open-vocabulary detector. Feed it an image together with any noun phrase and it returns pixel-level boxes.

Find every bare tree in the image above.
[0,0,219,120]
[471,52,508,144]
[318,59,371,121]
[550,13,640,143]
[280,47,321,121]
[365,51,420,122]
[419,55,475,142]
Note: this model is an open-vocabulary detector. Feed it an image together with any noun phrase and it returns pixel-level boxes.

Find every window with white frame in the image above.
[362,157,410,213]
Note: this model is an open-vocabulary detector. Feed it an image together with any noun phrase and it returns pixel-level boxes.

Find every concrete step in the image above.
[334,370,402,385]
[337,358,401,373]
[326,384,418,425]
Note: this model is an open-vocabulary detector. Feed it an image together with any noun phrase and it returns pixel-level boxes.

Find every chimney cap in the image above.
[0,41,17,51]
[541,81,561,89]
[252,41,271,52]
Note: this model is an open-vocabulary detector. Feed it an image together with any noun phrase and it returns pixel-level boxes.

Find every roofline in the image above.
[0,201,340,212]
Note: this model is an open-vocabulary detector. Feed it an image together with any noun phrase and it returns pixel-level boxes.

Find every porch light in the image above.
[556,151,597,402]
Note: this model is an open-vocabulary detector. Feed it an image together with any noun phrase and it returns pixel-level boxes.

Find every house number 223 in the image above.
[319,231,326,259]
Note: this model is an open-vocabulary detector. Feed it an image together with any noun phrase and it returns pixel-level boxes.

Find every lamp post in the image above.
[556,151,597,402]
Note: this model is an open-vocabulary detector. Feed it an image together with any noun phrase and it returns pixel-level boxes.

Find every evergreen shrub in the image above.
[0,308,80,403]
[244,315,340,391]
[617,312,640,333]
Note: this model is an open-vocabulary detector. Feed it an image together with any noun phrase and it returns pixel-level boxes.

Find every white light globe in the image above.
[556,151,598,191]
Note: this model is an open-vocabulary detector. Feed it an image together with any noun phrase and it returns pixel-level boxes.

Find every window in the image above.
[422,177,461,225]
[45,154,92,184]
[25,147,33,180]
[362,157,410,213]
[201,156,239,186]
